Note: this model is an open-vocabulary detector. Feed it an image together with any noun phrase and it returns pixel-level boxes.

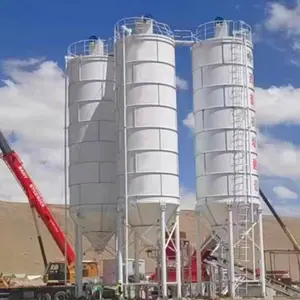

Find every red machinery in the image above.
[150,189,300,284]
[150,231,211,282]
[0,130,75,266]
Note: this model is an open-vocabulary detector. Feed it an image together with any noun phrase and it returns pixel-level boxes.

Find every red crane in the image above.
[0,130,75,265]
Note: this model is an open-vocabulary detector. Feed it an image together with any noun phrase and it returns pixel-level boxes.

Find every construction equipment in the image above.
[259,189,300,251]
[44,260,98,285]
[260,189,300,289]
[0,130,98,285]
[149,189,300,297]
[0,130,75,265]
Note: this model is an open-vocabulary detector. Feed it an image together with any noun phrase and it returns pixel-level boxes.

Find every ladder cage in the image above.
[231,33,251,296]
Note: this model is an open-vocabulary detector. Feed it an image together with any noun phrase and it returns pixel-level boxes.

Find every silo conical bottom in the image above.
[69,205,117,251]
[128,203,179,247]
[197,202,259,244]
[131,226,161,247]
[84,231,115,252]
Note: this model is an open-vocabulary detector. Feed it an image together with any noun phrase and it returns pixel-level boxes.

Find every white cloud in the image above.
[0,58,65,203]
[257,131,300,179]
[264,2,300,58]
[273,204,300,217]
[265,2,300,36]
[176,76,188,91]
[182,112,194,131]
[180,187,196,210]
[256,85,300,125]
[273,186,298,200]
[252,23,263,44]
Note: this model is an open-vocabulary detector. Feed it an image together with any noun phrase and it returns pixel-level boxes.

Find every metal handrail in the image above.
[114,17,174,40]
[174,29,197,44]
[67,38,114,57]
[195,20,252,42]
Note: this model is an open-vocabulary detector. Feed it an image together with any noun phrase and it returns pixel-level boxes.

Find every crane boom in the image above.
[0,131,75,265]
[259,189,300,252]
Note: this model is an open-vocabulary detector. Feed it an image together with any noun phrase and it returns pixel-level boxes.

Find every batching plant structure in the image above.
[114,17,182,298]
[66,38,117,253]
[191,20,265,298]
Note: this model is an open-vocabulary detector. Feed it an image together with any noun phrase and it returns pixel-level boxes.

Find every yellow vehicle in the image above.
[44,260,98,285]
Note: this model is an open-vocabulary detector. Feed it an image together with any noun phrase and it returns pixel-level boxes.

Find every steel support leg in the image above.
[228,206,235,298]
[117,208,124,284]
[196,211,202,296]
[75,222,83,297]
[175,207,182,298]
[258,208,266,297]
[161,205,167,299]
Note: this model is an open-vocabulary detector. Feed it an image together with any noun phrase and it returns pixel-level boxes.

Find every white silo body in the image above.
[191,20,260,236]
[67,39,117,251]
[114,17,180,244]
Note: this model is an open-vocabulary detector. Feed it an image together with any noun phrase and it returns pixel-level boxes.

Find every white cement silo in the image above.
[191,20,265,297]
[67,38,117,252]
[192,20,259,236]
[114,17,182,297]
[115,17,180,244]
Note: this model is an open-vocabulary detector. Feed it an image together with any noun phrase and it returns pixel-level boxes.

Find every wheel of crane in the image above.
[54,290,67,300]
[37,292,52,300]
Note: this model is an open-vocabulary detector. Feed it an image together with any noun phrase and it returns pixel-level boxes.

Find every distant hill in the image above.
[1,200,300,279]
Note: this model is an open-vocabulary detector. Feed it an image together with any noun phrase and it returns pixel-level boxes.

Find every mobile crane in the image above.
[0,130,98,286]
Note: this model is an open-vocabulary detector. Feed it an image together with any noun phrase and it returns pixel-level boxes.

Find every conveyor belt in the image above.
[206,257,300,297]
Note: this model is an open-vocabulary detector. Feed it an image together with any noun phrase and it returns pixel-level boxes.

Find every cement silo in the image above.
[191,20,265,297]
[114,16,182,297]
[67,38,117,252]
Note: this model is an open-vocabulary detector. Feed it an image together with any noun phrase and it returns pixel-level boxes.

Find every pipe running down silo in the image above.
[114,16,182,298]
[191,19,265,298]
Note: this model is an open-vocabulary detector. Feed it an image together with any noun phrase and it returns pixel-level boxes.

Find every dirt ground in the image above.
[1,200,300,280]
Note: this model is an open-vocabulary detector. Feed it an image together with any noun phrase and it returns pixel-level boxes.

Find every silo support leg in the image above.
[175,207,182,298]
[196,211,202,296]
[227,206,235,298]
[160,205,167,299]
[117,209,124,284]
[75,223,83,298]
[258,209,266,297]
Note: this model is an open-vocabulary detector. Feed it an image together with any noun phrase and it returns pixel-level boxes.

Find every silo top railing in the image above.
[195,20,252,43]
[114,17,174,40]
[67,38,114,57]
[67,20,252,56]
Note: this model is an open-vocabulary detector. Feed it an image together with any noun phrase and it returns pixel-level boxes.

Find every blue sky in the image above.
[1,0,300,216]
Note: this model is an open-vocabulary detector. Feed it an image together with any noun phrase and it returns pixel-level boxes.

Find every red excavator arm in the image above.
[0,130,75,265]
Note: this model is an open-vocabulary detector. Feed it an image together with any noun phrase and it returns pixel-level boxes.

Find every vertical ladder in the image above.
[231,33,249,296]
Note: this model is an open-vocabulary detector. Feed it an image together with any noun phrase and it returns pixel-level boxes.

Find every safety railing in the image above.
[68,20,252,56]
[114,17,174,40]
[195,20,252,43]
[67,38,114,57]
[174,29,197,44]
